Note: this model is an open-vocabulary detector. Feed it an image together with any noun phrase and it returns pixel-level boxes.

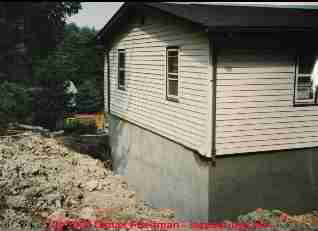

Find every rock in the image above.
[79,207,96,221]
[47,209,66,221]
[84,180,99,192]
[6,195,27,208]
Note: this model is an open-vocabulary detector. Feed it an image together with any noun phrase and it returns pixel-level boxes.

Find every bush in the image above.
[0,81,32,133]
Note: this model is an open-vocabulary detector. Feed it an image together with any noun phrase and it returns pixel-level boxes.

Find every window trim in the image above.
[117,49,126,91]
[166,46,180,102]
[294,54,318,107]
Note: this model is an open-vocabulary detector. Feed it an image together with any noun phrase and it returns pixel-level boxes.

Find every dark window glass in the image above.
[168,56,178,73]
[297,76,313,100]
[118,70,125,87]
[168,50,178,57]
[168,79,178,96]
[119,52,125,68]
[118,50,125,89]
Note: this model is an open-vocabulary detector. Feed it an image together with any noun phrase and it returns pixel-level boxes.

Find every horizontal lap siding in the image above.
[216,47,318,155]
[107,16,210,155]
[104,52,108,113]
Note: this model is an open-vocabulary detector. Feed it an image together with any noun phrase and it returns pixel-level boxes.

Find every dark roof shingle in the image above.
[144,3,318,28]
[97,3,318,42]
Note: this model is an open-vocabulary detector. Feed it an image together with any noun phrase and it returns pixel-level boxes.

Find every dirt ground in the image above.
[1,131,318,231]
[0,131,175,231]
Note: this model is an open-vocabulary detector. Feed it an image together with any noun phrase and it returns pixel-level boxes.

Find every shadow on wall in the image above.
[108,114,128,175]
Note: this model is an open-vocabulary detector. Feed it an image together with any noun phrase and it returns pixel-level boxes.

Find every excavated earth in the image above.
[1,131,318,231]
[0,132,175,231]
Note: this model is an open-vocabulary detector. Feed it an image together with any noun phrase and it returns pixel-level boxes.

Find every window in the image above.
[118,49,126,90]
[166,47,179,101]
[295,51,318,105]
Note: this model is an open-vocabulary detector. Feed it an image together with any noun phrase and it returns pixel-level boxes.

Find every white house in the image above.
[97,2,318,221]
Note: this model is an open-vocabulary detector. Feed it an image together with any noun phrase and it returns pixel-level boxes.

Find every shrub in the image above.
[0,81,32,133]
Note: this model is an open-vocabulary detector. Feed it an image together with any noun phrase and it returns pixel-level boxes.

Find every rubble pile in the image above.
[0,132,174,231]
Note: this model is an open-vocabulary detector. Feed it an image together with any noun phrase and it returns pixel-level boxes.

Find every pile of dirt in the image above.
[0,132,174,231]
[3,131,318,231]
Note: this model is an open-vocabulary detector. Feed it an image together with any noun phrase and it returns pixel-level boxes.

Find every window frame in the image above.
[117,49,126,91]
[166,46,180,102]
[294,54,318,107]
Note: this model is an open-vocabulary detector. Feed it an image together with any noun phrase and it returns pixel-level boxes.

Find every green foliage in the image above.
[32,22,104,122]
[2,3,103,131]
[76,80,104,113]
[26,2,82,60]
[33,23,104,86]
[0,81,32,133]
[1,2,82,84]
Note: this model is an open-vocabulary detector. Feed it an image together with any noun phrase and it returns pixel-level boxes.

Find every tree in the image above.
[0,2,82,84]
[30,82,75,130]
[76,80,104,113]
[0,2,82,131]
[31,23,104,129]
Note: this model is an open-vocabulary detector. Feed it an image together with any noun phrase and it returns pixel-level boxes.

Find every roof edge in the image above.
[95,2,207,44]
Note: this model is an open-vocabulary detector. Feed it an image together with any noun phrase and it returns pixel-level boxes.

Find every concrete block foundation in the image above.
[109,114,318,221]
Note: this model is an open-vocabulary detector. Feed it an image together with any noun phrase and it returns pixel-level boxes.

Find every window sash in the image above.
[166,48,179,99]
[295,54,316,105]
[167,79,178,97]
[295,74,314,104]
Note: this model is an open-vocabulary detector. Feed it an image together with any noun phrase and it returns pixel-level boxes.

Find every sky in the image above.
[67,2,318,31]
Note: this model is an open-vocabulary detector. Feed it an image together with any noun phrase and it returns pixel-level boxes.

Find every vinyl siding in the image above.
[216,46,318,155]
[104,51,108,113]
[106,15,211,156]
